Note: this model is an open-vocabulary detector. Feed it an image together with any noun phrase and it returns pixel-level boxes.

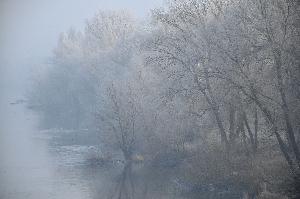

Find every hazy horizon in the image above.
[0,0,164,100]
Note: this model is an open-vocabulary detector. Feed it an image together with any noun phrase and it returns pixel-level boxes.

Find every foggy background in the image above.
[0,1,162,198]
[0,0,163,98]
[1,0,299,199]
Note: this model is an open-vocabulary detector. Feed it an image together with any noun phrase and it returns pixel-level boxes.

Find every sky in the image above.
[0,0,164,101]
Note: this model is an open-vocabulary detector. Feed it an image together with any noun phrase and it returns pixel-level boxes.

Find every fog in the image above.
[0,0,163,96]
[1,1,163,198]
[1,0,299,199]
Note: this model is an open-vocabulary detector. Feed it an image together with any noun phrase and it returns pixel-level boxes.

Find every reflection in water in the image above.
[0,101,91,199]
[109,163,135,199]
[0,102,183,199]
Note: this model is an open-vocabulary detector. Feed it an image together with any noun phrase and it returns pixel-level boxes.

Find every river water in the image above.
[0,97,95,199]
[0,102,134,199]
[0,96,185,199]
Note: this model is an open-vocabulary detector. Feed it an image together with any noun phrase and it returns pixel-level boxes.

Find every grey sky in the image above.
[0,0,164,100]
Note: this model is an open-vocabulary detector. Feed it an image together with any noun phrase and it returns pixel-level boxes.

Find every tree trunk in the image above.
[274,48,300,165]
[274,127,295,171]
[204,67,229,151]
[254,107,259,151]
[243,111,256,153]
[240,120,249,154]
[244,89,295,170]
[229,104,236,144]
[254,94,295,171]
[194,73,229,151]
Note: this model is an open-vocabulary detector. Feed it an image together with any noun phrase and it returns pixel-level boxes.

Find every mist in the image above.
[1,0,300,199]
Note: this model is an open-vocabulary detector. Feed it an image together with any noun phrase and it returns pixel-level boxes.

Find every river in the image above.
[0,96,185,199]
[0,96,94,199]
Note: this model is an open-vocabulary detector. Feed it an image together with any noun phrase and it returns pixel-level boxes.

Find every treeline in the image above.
[28,0,300,198]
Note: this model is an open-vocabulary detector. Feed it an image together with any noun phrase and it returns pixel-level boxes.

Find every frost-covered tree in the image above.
[28,28,96,129]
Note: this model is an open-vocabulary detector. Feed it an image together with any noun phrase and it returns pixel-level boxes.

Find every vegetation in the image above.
[28,0,300,198]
